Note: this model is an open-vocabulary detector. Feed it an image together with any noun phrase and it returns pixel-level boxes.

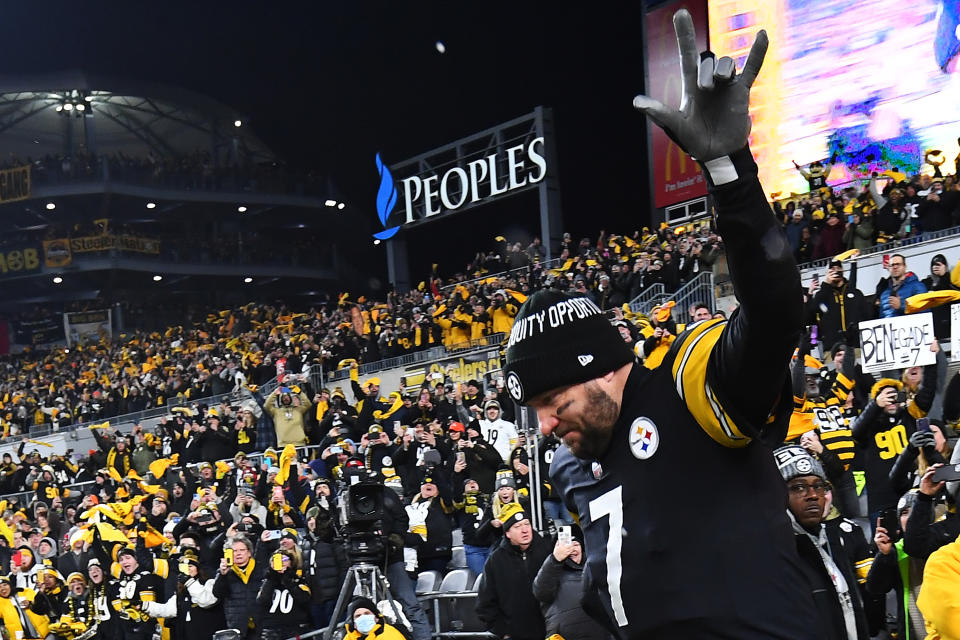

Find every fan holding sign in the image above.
[852,335,940,525]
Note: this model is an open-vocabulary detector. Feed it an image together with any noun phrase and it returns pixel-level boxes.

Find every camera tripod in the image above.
[322,562,407,640]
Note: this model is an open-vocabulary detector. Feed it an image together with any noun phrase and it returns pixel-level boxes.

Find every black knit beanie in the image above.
[503,290,634,404]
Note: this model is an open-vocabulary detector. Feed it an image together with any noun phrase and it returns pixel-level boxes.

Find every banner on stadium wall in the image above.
[952,304,960,362]
[13,316,65,345]
[0,165,31,204]
[858,313,936,373]
[400,348,503,393]
[64,309,112,347]
[0,246,41,278]
[646,0,709,208]
[68,235,161,254]
[42,239,72,268]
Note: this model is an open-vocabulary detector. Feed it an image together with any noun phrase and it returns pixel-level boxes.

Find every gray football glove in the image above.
[908,430,936,451]
[633,9,767,164]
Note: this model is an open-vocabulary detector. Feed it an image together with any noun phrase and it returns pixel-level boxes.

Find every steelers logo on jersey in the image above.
[628,416,659,460]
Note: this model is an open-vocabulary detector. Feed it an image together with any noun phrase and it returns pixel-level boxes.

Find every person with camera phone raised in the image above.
[256,550,311,640]
[138,549,225,640]
[852,340,940,526]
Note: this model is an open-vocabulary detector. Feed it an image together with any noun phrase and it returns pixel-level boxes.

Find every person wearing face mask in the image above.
[343,597,406,640]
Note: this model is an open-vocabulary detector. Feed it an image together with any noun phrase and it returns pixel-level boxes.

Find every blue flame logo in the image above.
[373,153,400,240]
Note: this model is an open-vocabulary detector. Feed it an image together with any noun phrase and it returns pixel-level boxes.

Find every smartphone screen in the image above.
[879,508,900,543]
[882,254,890,268]
[916,417,931,432]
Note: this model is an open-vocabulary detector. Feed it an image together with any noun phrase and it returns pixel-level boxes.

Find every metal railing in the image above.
[326,334,505,382]
[796,224,960,273]
[627,283,666,315]
[6,388,255,444]
[627,271,715,318]
[0,446,327,505]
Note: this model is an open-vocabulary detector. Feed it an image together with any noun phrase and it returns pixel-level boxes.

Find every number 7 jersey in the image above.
[550,321,823,639]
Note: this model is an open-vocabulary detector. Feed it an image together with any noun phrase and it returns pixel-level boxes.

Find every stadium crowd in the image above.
[0,229,957,640]
[0,158,959,639]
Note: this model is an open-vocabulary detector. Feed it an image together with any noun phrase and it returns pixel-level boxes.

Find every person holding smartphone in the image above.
[852,342,940,529]
[533,525,612,640]
[256,550,312,640]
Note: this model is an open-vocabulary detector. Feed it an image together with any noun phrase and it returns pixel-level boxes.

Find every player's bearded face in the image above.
[536,380,619,460]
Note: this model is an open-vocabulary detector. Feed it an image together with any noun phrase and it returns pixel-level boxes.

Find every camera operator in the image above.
[852,347,938,525]
[256,549,312,640]
[337,460,431,640]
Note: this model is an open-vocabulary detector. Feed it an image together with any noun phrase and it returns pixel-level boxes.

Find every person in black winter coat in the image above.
[921,254,957,340]
[476,505,551,640]
[213,535,264,639]
[452,477,498,576]
[256,549,313,639]
[776,446,869,640]
[303,506,347,630]
[532,529,613,640]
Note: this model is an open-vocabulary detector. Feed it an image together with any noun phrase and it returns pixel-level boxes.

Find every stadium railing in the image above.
[0,445,327,505]
[627,283,665,315]
[628,271,716,318]
[6,388,255,443]
[796,224,960,273]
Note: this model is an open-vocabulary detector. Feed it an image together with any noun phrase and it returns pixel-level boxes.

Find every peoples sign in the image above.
[858,313,936,373]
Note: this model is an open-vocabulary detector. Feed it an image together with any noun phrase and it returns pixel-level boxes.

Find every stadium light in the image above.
[45,203,56,210]
[146,202,156,209]
[76,103,85,112]
[243,277,253,284]
[84,95,92,102]
[63,103,73,111]
[153,275,163,282]
[237,206,247,213]
[337,203,345,210]
[55,105,63,112]
[324,200,337,207]
[374,239,381,245]
[234,120,242,127]
[52,276,63,284]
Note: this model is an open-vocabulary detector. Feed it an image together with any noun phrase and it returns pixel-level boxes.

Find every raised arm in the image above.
[635,12,800,445]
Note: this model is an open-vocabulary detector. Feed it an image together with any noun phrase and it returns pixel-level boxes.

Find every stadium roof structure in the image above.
[0,71,275,163]
[0,72,378,308]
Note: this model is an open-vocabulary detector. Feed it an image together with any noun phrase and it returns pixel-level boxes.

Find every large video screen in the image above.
[708,0,960,198]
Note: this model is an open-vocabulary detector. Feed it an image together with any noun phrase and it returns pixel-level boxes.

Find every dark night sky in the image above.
[1,2,655,284]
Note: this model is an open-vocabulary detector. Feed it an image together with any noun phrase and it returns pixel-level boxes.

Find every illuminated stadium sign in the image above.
[708,0,960,197]
[373,110,552,241]
[372,107,563,291]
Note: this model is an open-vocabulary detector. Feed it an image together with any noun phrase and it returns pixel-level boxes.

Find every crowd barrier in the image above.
[628,271,716,319]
